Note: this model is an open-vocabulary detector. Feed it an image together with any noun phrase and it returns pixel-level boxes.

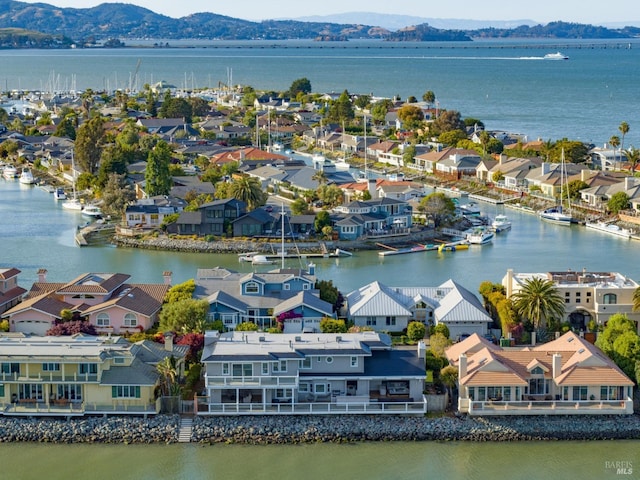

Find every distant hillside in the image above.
[0,27,73,48]
[0,2,635,44]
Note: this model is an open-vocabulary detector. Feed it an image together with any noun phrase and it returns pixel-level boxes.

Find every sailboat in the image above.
[539,149,573,226]
[61,151,83,211]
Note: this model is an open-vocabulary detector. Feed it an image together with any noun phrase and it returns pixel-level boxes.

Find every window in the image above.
[57,384,82,401]
[302,283,310,290]
[530,366,544,375]
[245,281,259,294]
[1,363,19,374]
[275,388,292,399]
[300,357,312,369]
[124,313,137,327]
[350,356,358,367]
[79,363,98,374]
[366,316,376,326]
[222,363,229,375]
[325,357,333,364]
[314,383,327,394]
[96,313,110,327]
[385,316,396,326]
[232,364,253,377]
[112,385,141,398]
[114,358,125,364]
[603,293,617,304]
[42,363,60,371]
[283,283,290,291]
[600,386,620,400]
[273,360,287,373]
[262,363,269,375]
[528,378,549,395]
[299,382,310,393]
[222,314,235,325]
[572,386,588,401]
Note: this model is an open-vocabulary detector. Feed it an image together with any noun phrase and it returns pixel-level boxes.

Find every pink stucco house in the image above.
[2,269,171,335]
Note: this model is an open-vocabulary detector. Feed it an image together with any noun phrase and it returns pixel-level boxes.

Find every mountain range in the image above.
[0,1,638,43]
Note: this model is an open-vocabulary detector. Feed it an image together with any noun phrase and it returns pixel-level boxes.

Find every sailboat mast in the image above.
[281,203,285,270]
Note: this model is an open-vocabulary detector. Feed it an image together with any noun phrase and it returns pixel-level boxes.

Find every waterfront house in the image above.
[0,333,186,417]
[579,176,640,210]
[485,156,542,191]
[345,280,492,337]
[332,197,413,240]
[194,266,334,333]
[170,198,246,237]
[446,331,634,416]
[0,268,27,316]
[502,269,640,332]
[198,330,427,415]
[2,271,170,335]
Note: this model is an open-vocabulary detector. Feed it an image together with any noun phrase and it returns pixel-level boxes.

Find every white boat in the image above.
[62,150,82,211]
[2,165,18,179]
[250,254,274,265]
[492,214,512,232]
[539,149,573,226]
[544,52,569,60]
[81,204,103,218]
[54,188,66,200]
[585,221,633,239]
[238,252,260,262]
[18,168,35,184]
[466,227,495,245]
[458,202,481,216]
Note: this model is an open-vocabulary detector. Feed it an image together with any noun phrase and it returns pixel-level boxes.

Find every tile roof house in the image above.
[194,266,334,333]
[345,279,492,336]
[2,270,170,335]
[446,331,634,415]
[199,330,427,415]
[0,268,27,316]
[0,333,187,417]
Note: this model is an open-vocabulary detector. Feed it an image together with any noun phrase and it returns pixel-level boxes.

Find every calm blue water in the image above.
[1,39,639,147]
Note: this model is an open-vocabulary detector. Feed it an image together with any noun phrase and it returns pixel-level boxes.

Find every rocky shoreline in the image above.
[2,414,639,444]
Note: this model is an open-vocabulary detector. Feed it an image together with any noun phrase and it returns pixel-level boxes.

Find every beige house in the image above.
[446,331,634,416]
[503,269,640,332]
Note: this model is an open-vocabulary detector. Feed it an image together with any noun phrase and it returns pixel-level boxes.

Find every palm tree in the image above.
[312,170,328,185]
[633,287,640,312]
[156,355,178,396]
[618,122,630,170]
[623,147,640,175]
[511,277,565,329]
[229,176,265,210]
[609,135,620,167]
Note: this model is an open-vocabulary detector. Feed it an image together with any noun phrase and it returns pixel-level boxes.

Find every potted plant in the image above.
[584,320,598,343]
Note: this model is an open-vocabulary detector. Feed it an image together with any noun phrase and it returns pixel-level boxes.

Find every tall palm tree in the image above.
[312,170,328,185]
[229,176,265,210]
[156,355,178,396]
[618,122,630,171]
[623,147,640,175]
[511,277,565,329]
[609,135,620,168]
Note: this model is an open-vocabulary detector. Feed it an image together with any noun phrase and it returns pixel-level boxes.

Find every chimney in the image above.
[505,269,514,298]
[417,340,426,359]
[552,353,562,379]
[368,178,377,199]
[163,271,172,285]
[625,176,637,191]
[307,262,315,276]
[37,268,47,283]
[164,332,174,352]
[541,162,550,175]
[459,354,468,379]
[531,331,536,346]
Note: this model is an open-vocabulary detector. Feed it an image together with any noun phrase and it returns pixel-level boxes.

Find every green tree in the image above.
[396,104,424,131]
[315,279,342,311]
[403,144,416,165]
[430,110,464,136]
[440,364,458,401]
[54,116,76,140]
[511,277,565,329]
[159,299,209,333]
[429,332,452,358]
[607,191,630,214]
[595,313,640,382]
[320,318,347,333]
[228,176,265,210]
[290,197,309,215]
[371,99,393,124]
[354,94,370,109]
[418,192,456,227]
[316,184,343,208]
[288,77,312,97]
[623,147,640,175]
[327,90,354,123]
[75,116,104,174]
[314,210,332,233]
[156,355,180,397]
[97,144,130,188]
[567,179,589,200]
[312,169,328,185]
[609,135,620,165]
[145,91,157,116]
[438,129,467,147]
[159,92,193,122]
[145,140,173,196]
[433,323,450,339]
[100,173,135,218]
[422,90,436,106]
[407,321,426,342]
[164,279,196,303]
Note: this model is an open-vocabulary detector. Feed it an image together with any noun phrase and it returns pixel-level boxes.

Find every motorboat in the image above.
[62,197,83,211]
[458,202,481,216]
[466,227,495,245]
[54,187,66,200]
[2,165,18,179]
[238,252,260,262]
[81,204,103,218]
[585,221,633,239]
[544,52,569,60]
[18,168,35,184]
[491,214,512,232]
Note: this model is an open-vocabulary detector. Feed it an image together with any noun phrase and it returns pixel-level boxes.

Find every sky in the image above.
[17,0,640,25]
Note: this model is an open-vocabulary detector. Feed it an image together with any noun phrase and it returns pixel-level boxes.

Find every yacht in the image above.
[2,165,18,179]
[61,197,83,211]
[81,204,103,218]
[466,227,495,245]
[544,52,569,60]
[18,168,35,185]
[491,214,512,232]
[54,187,66,200]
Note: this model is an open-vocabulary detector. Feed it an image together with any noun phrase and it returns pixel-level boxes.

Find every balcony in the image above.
[205,375,298,388]
[1,399,158,416]
[465,398,633,416]
[0,372,99,383]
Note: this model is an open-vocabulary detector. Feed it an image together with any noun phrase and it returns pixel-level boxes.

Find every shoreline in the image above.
[2,414,639,444]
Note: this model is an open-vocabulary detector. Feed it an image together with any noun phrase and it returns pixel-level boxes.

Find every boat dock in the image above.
[377,243,437,256]
[75,222,116,247]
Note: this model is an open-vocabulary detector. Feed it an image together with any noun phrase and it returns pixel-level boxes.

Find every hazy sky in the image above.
[19,0,640,24]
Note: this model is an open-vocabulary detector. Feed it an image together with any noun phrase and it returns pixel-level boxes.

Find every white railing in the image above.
[466,398,633,415]
[205,375,298,387]
[1,372,98,382]
[198,396,427,416]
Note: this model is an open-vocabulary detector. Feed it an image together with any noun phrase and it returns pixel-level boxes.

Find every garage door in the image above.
[14,320,50,336]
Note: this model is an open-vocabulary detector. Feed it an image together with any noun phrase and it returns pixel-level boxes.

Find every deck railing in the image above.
[466,398,633,415]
